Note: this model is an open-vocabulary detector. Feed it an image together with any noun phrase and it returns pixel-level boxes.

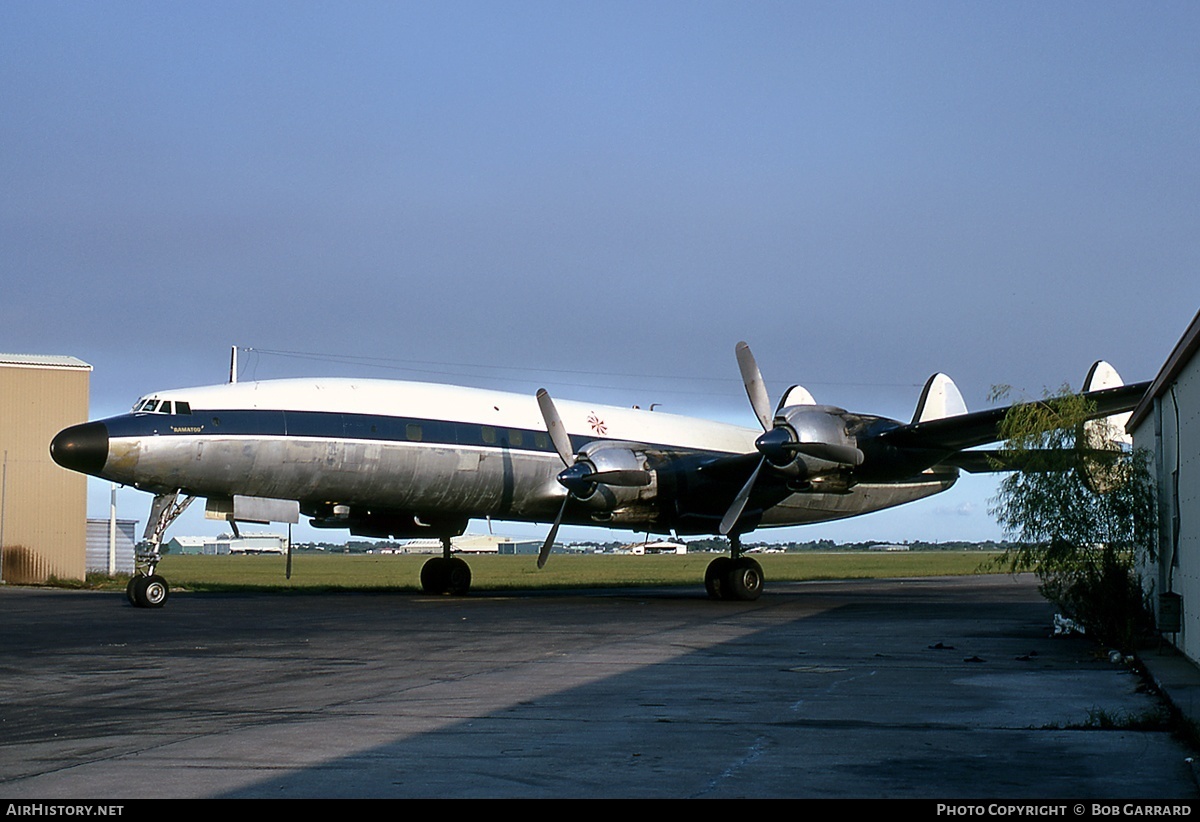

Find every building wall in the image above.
[86,519,138,575]
[1133,357,1200,661]
[0,358,90,583]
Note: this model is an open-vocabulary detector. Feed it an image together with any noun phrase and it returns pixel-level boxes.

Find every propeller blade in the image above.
[720,457,764,536]
[582,469,652,487]
[736,342,773,431]
[536,388,574,467]
[539,494,570,568]
[785,442,865,466]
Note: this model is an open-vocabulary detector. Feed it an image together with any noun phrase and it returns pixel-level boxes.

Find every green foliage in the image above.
[988,387,1156,649]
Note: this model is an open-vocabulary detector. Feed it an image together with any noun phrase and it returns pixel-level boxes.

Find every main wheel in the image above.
[133,574,170,608]
[420,557,449,594]
[446,558,472,595]
[724,557,763,601]
[125,575,140,606]
[705,557,734,600]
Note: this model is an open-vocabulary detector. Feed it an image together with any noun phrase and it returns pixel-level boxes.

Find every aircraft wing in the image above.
[939,449,1123,473]
[874,381,1150,454]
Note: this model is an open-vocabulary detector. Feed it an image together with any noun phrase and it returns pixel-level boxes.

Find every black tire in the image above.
[133,574,170,608]
[724,557,764,601]
[126,575,140,606]
[705,557,734,600]
[420,557,449,594]
[446,558,472,595]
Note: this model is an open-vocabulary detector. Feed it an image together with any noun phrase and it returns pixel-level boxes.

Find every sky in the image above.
[3,1,1198,546]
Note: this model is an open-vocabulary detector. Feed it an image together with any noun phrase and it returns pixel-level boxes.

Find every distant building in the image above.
[627,540,687,555]
[398,534,539,555]
[0,354,91,583]
[224,534,287,554]
[166,536,214,555]
[86,518,138,574]
[1128,308,1200,663]
[166,534,288,555]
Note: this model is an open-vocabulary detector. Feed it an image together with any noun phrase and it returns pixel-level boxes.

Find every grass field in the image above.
[101,551,1007,593]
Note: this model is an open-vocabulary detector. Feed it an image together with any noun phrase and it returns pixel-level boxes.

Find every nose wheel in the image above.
[127,574,170,608]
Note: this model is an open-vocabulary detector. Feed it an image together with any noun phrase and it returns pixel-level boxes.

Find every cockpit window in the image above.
[133,398,191,414]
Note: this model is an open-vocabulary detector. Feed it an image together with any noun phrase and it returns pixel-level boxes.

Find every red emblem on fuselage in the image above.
[588,413,607,436]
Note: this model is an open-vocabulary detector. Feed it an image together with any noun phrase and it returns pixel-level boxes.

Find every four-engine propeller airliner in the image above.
[49,343,1148,607]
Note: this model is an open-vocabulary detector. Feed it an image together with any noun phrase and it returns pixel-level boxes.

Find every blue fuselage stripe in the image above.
[101,409,705,458]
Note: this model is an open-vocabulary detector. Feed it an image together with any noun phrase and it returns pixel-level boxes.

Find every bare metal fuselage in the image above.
[55,377,957,537]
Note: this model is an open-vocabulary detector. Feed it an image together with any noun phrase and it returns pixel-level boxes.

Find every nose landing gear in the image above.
[127,491,194,609]
[127,573,170,608]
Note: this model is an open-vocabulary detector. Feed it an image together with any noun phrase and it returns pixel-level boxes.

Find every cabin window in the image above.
[535,432,549,450]
[481,426,496,444]
[406,423,423,442]
[509,430,523,447]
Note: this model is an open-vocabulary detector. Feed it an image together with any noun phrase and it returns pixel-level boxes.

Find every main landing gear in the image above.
[704,533,764,601]
[127,491,194,608]
[420,536,472,595]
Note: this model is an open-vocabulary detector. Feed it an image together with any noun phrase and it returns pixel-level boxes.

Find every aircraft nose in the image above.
[50,422,109,476]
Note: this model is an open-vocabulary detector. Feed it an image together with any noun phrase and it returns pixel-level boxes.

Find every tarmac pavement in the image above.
[0,574,1195,799]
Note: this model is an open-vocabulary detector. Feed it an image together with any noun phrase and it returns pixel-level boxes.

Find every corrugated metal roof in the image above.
[0,353,92,370]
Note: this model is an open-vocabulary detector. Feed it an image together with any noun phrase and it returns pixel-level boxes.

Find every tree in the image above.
[988,387,1157,650]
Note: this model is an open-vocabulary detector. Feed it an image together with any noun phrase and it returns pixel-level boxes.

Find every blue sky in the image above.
[3,2,1198,545]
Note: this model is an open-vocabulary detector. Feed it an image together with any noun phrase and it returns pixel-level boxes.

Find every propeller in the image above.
[719,456,764,536]
[720,343,775,536]
[535,388,651,568]
[784,441,865,466]
[719,342,863,536]
[736,341,773,431]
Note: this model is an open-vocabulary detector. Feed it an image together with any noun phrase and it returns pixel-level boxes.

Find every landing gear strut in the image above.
[420,536,472,595]
[704,533,763,601]
[128,491,194,608]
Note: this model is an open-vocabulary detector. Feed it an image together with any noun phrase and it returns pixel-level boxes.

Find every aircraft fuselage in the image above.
[52,377,957,539]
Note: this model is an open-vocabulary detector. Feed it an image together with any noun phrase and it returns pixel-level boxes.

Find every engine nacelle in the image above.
[572,440,657,510]
[769,405,859,469]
